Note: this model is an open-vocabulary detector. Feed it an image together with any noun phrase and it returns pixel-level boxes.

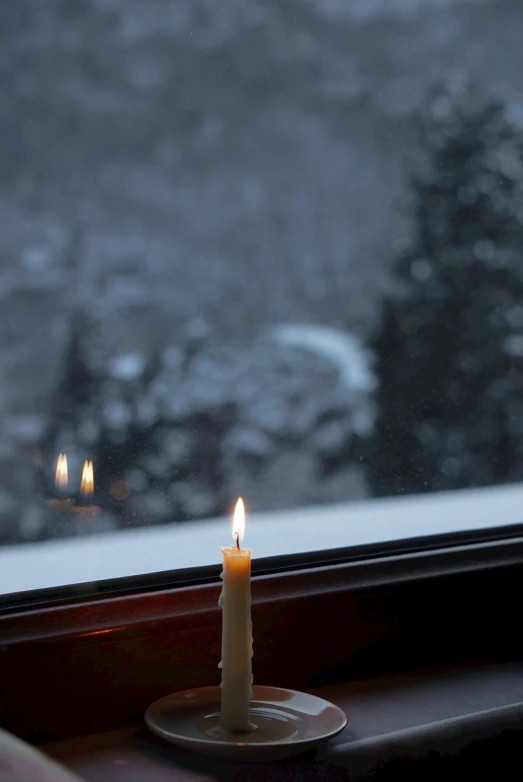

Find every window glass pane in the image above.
[1,0,523,593]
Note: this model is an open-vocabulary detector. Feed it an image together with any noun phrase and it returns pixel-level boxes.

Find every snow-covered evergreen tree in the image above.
[369,80,523,496]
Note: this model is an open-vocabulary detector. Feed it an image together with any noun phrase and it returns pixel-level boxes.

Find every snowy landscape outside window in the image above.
[2,0,523,588]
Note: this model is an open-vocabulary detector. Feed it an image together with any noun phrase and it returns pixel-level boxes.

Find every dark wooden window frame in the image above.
[1,524,523,744]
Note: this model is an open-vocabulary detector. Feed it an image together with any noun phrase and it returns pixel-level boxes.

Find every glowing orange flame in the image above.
[232,497,245,545]
[81,460,94,497]
[55,454,68,488]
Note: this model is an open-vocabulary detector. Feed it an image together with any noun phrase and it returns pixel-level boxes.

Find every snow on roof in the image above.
[269,324,376,394]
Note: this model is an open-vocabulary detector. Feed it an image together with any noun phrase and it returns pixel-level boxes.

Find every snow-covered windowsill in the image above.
[1,482,522,596]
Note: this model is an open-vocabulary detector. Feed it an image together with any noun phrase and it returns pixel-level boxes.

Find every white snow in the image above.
[1,482,522,595]
[269,325,376,393]
[108,352,146,382]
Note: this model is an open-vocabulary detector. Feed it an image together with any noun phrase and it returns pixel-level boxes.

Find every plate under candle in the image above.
[145,685,347,762]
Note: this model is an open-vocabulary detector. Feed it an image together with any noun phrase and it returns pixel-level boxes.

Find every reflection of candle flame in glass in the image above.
[81,460,94,497]
[232,497,245,546]
[55,454,68,488]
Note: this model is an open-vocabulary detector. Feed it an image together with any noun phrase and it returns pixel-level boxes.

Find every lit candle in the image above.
[55,453,68,489]
[219,498,253,733]
[80,460,94,498]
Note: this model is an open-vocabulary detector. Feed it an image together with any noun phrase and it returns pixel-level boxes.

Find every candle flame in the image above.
[81,460,94,497]
[55,454,68,488]
[232,497,245,544]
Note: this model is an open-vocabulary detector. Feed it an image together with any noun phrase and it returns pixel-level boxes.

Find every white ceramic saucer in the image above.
[145,685,347,762]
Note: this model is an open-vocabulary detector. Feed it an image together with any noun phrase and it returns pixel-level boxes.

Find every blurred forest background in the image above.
[2,0,523,544]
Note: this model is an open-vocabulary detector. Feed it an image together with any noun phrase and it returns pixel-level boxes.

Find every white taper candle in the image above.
[219,498,253,733]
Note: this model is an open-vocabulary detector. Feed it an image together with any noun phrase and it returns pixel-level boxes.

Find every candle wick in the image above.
[236,533,240,550]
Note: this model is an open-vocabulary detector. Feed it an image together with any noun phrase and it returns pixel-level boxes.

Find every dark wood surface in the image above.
[42,663,523,781]
[2,536,523,743]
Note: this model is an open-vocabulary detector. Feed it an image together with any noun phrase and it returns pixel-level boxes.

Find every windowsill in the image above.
[41,661,523,781]
[2,522,522,744]
[1,482,523,595]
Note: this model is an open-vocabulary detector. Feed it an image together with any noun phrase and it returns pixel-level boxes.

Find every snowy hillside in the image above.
[1,0,523,542]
